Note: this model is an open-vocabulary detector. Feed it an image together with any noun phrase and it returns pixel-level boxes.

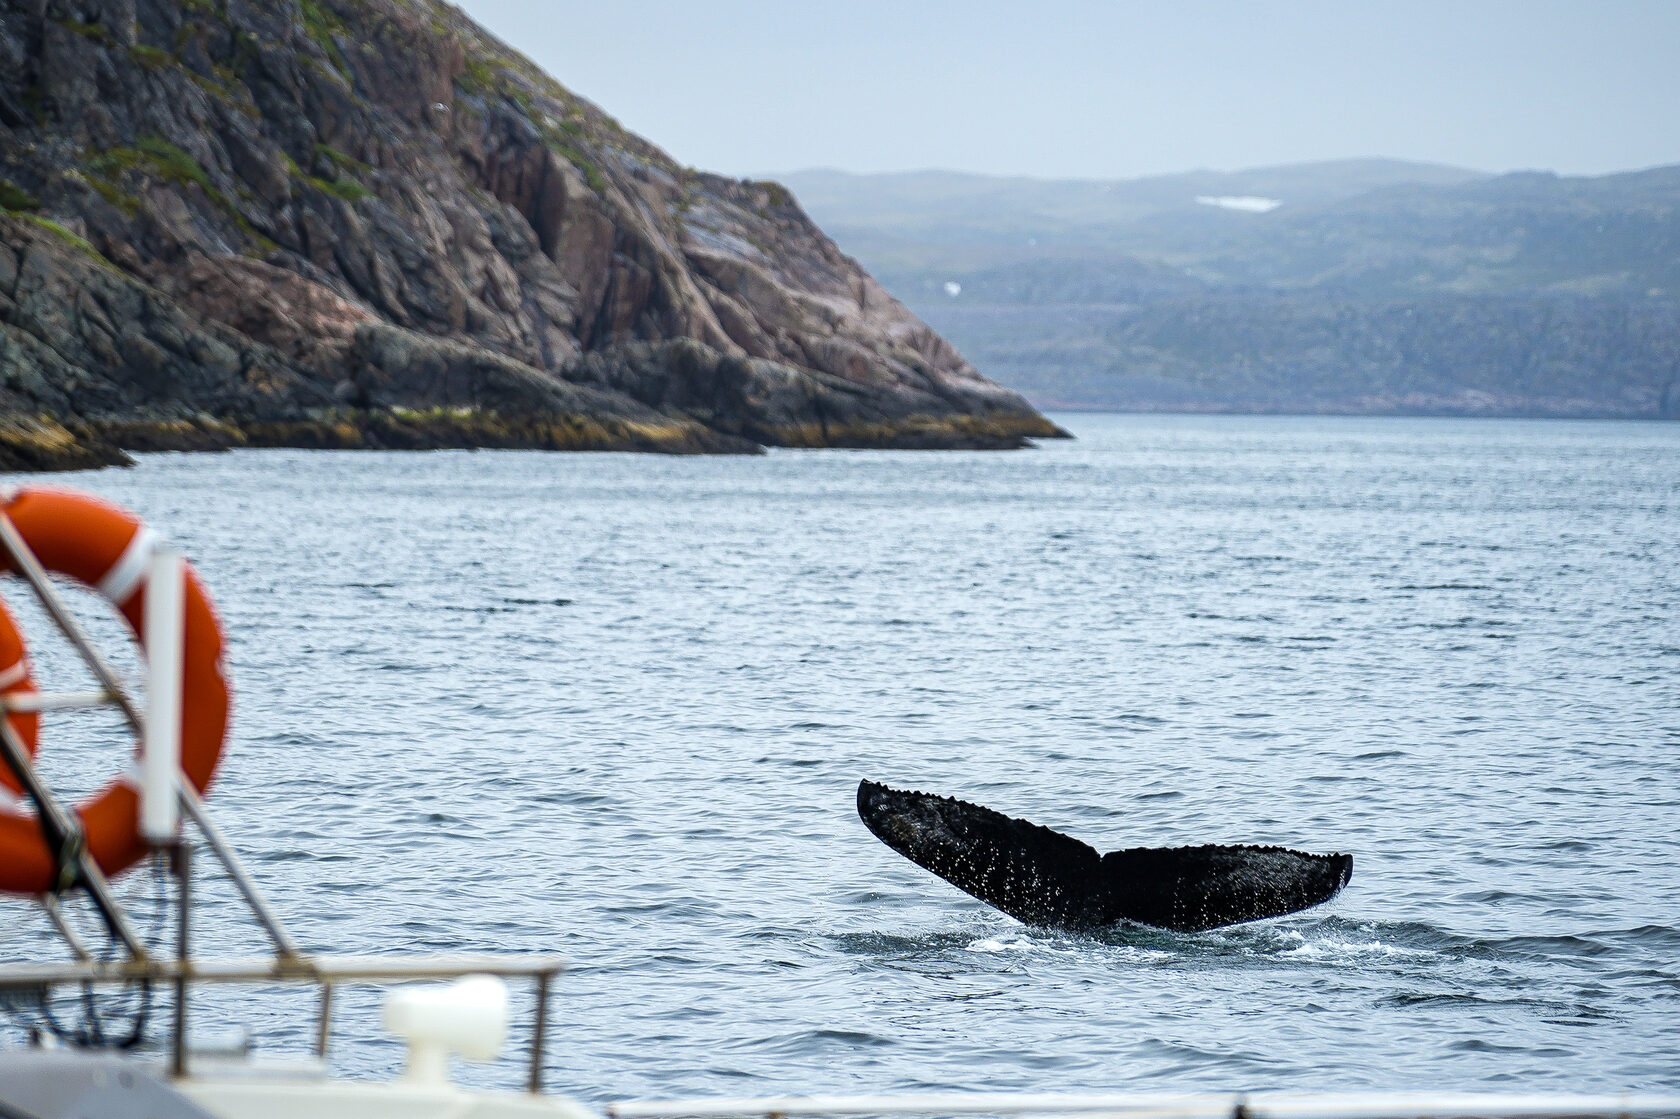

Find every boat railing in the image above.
[603,1092,1680,1119]
[0,952,565,1091]
[0,498,566,1090]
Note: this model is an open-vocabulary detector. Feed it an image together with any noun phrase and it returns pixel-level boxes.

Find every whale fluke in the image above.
[856,780,1352,932]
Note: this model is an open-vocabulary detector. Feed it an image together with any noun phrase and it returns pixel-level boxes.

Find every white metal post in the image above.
[141,544,184,844]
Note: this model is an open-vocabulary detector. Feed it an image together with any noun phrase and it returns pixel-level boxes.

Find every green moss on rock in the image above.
[752,180,795,209]
[0,417,132,471]
[128,43,175,70]
[242,419,367,449]
[759,412,1069,451]
[297,0,351,75]
[314,143,372,178]
[58,19,113,44]
[308,174,371,202]
[456,54,497,95]
[0,179,40,213]
[83,174,142,217]
[89,135,271,233]
[96,418,246,452]
[136,136,217,193]
[16,215,110,264]
[92,137,222,201]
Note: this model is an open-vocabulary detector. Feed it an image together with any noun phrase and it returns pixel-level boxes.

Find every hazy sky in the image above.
[456,1,1680,182]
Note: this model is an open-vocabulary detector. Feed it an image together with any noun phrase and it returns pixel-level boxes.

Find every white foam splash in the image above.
[1272,931,1440,961]
[965,937,1173,963]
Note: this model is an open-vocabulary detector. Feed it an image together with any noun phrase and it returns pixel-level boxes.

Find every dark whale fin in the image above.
[857,780,1352,933]
[857,779,1112,928]
[1099,843,1353,932]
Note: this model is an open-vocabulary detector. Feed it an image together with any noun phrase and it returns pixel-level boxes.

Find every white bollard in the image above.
[383,974,511,1086]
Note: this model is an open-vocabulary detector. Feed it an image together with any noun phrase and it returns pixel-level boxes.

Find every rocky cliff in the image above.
[0,0,1061,469]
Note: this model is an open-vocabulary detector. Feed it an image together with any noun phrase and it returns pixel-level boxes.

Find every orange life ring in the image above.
[0,594,41,798]
[0,488,231,895]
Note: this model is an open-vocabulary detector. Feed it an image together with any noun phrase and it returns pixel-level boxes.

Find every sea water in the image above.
[1,414,1676,1099]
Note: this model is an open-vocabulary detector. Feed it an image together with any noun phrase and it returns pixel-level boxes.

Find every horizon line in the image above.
[751,158,1680,186]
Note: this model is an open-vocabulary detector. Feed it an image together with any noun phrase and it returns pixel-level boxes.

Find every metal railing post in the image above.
[315,983,335,1058]
[171,843,191,1079]
[39,893,94,961]
[528,971,551,1094]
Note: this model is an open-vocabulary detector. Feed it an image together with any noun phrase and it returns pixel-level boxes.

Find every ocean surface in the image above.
[1,413,1677,1101]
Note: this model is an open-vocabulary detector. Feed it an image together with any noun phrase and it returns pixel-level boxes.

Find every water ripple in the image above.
[1,415,1676,1098]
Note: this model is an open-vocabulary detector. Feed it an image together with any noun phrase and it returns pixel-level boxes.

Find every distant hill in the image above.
[777,160,1490,270]
[774,163,1680,418]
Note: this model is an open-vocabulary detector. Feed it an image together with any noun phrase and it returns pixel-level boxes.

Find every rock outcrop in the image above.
[0,0,1062,468]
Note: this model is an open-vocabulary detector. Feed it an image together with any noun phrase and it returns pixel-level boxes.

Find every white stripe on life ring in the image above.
[0,660,27,691]
[97,524,159,605]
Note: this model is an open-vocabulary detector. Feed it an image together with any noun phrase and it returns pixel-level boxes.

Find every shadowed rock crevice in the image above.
[0,0,1063,468]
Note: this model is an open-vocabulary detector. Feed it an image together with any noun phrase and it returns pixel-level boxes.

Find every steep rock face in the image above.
[0,213,754,459]
[0,213,327,464]
[0,0,1061,467]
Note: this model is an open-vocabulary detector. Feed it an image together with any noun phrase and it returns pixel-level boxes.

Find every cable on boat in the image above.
[0,856,170,1048]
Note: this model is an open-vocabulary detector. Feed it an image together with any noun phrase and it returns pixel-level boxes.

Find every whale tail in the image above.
[856,780,1352,933]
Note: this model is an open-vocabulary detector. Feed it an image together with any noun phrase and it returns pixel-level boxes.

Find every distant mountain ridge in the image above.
[774,163,1680,417]
[0,0,1059,470]
[776,160,1491,267]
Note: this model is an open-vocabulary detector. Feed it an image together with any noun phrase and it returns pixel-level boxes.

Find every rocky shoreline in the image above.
[0,403,1057,473]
